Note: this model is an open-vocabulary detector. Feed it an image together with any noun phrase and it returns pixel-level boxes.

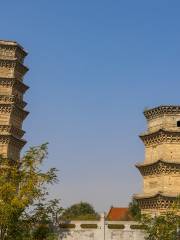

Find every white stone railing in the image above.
[58,214,145,240]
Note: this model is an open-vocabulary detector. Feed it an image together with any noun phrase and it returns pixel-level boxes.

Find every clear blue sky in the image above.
[1,0,180,212]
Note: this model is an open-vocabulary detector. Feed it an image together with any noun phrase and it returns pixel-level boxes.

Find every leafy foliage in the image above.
[128,199,141,221]
[140,197,180,240]
[141,212,180,240]
[0,143,61,240]
[129,197,180,239]
[30,200,62,240]
[60,202,100,221]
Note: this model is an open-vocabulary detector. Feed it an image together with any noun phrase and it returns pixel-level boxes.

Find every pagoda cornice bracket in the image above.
[0,104,29,120]
[0,135,26,148]
[0,95,27,108]
[136,159,180,176]
[134,192,177,210]
[0,40,27,56]
[0,78,29,93]
[144,105,180,120]
[139,129,180,146]
[0,125,25,138]
[0,59,29,76]
[134,192,178,200]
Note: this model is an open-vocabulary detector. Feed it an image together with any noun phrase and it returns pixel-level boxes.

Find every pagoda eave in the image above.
[134,192,178,200]
[0,95,27,108]
[144,105,180,120]
[0,59,29,75]
[136,159,180,168]
[136,160,180,176]
[0,135,26,148]
[139,129,180,146]
[0,125,25,138]
[140,128,180,138]
[0,40,28,56]
[0,78,29,93]
[134,192,177,210]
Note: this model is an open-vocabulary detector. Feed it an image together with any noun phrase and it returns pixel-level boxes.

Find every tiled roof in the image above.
[106,207,132,221]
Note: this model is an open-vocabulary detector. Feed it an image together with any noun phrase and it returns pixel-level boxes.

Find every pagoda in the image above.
[134,106,180,214]
[0,40,29,162]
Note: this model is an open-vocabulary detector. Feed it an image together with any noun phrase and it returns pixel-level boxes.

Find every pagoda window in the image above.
[177,121,180,127]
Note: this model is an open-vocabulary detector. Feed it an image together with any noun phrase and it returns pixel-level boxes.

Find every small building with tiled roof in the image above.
[106,207,132,221]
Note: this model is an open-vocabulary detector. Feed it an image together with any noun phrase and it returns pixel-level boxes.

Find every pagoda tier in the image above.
[0,134,26,161]
[0,95,27,108]
[136,160,180,177]
[0,135,26,148]
[0,40,28,162]
[134,159,180,209]
[0,78,29,94]
[140,129,180,146]
[0,59,28,79]
[0,104,29,119]
[0,125,25,138]
[134,193,176,213]
[0,40,27,63]
[144,105,180,120]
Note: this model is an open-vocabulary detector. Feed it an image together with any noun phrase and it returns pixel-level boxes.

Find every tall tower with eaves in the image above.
[0,40,29,162]
[134,106,180,214]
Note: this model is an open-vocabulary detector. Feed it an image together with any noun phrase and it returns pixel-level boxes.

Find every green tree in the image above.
[141,212,180,240]
[60,202,99,221]
[129,199,141,221]
[0,143,60,240]
[140,197,180,240]
[31,199,62,240]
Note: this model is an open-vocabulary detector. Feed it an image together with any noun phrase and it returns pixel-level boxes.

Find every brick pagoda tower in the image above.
[0,40,29,162]
[134,106,180,214]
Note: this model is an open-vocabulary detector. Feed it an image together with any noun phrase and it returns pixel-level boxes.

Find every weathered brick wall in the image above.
[145,143,180,163]
[147,115,180,132]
